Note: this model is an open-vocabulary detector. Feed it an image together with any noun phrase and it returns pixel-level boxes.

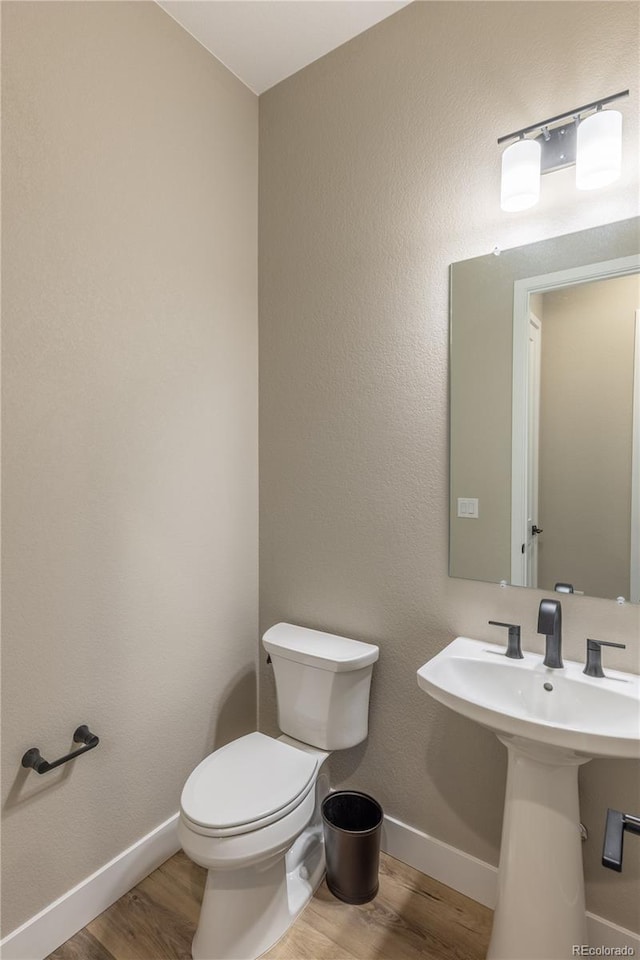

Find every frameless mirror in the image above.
[449,217,640,602]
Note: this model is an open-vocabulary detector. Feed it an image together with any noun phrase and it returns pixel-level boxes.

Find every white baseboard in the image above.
[382,813,498,909]
[586,914,640,954]
[382,814,640,953]
[3,811,637,960]
[0,813,180,960]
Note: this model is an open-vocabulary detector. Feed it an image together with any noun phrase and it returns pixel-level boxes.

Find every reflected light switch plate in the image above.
[457,498,479,518]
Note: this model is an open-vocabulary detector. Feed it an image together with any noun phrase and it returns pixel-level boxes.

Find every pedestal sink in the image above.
[417,637,640,960]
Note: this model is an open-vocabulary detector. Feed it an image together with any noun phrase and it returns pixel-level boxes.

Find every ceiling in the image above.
[156,1,412,95]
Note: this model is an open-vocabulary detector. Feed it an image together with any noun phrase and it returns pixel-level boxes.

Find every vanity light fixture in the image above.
[576,107,623,190]
[498,90,628,212]
[500,137,541,212]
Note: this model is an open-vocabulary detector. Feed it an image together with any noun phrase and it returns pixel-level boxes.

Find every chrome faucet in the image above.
[538,599,563,668]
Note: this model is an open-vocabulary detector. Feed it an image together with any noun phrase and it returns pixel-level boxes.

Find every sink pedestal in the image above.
[488,736,590,960]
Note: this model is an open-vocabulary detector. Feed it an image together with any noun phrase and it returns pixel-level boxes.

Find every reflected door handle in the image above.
[531,525,544,536]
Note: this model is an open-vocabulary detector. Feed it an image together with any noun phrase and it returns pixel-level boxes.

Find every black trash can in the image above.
[321,790,383,904]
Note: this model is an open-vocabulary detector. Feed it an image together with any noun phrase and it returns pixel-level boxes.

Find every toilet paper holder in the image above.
[22,725,99,774]
[602,808,640,871]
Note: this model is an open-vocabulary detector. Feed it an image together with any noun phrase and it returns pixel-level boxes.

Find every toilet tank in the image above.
[262,623,379,751]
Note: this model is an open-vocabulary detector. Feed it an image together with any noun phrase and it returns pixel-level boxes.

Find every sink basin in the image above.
[417,636,640,759]
[417,636,640,960]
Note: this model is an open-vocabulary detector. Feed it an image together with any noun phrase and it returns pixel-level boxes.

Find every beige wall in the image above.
[1,1,258,936]
[539,274,639,599]
[259,0,640,933]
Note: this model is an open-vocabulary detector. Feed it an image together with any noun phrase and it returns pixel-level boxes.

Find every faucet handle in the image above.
[583,638,626,678]
[488,621,523,659]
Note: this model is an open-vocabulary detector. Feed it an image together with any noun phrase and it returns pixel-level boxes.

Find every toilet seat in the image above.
[180,732,318,838]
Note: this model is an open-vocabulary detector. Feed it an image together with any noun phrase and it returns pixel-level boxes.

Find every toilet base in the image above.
[192,822,325,960]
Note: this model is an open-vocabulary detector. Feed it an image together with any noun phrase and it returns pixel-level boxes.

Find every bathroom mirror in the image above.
[449,217,640,602]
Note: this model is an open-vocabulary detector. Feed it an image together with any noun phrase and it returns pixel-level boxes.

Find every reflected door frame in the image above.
[510,254,640,593]
[525,311,542,587]
[632,309,640,602]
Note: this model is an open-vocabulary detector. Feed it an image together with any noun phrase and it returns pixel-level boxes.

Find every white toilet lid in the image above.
[180,732,318,831]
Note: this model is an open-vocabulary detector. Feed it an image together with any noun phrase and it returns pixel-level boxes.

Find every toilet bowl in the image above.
[179,623,379,960]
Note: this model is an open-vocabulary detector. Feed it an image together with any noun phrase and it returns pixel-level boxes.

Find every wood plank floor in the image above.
[47,851,492,960]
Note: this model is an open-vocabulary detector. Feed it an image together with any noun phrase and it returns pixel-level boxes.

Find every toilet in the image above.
[178,622,379,960]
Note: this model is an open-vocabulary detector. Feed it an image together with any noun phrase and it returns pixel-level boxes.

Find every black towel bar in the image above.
[21,725,99,774]
[602,808,640,871]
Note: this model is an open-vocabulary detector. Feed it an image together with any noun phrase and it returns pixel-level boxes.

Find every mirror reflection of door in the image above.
[512,271,640,600]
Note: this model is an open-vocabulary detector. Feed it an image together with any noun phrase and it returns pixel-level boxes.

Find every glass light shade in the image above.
[500,139,541,212]
[576,109,622,190]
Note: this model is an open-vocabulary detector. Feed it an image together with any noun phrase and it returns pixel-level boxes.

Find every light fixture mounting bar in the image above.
[497,90,629,145]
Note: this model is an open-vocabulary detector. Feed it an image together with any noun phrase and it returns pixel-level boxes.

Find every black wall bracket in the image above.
[22,725,99,774]
[602,808,640,871]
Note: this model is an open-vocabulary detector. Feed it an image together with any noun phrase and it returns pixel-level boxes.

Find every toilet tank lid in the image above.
[262,623,379,673]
